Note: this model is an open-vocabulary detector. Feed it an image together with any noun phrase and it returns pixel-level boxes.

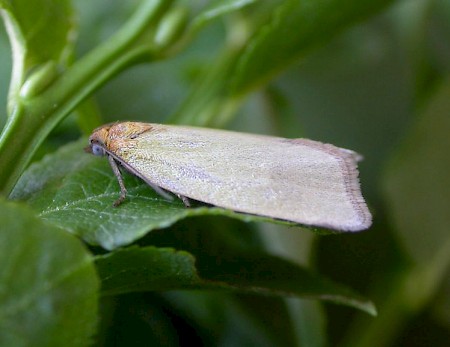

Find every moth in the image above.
[86,122,372,231]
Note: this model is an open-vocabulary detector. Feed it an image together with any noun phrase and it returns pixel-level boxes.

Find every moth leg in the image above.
[108,155,127,206]
[146,182,174,201]
[177,194,191,207]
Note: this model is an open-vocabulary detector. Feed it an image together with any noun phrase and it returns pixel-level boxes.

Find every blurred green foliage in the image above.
[1,0,450,346]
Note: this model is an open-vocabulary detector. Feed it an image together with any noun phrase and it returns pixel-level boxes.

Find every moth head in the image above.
[85,124,112,156]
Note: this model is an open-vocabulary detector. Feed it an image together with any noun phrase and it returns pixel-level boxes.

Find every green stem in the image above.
[0,0,173,196]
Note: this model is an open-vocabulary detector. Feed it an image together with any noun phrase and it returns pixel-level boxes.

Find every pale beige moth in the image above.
[86,122,372,231]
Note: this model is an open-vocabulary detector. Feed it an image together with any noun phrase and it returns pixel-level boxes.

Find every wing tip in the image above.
[289,138,373,232]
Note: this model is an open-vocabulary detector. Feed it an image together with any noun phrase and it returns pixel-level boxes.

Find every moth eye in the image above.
[91,143,105,156]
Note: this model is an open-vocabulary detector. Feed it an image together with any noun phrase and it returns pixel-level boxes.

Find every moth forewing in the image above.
[88,122,372,231]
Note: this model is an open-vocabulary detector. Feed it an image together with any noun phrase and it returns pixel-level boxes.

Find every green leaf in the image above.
[0,0,74,66]
[0,199,99,347]
[171,0,395,126]
[0,0,75,106]
[96,247,198,294]
[11,139,295,250]
[230,0,395,94]
[96,246,376,315]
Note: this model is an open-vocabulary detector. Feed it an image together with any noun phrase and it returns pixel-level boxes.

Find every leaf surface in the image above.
[96,246,376,315]
[230,0,395,94]
[0,0,74,104]
[12,139,294,250]
[0,199,99,347]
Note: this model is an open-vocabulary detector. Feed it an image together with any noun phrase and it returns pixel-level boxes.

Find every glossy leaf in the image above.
[171,0,395,126]
[11,139,295,250]
[0,199,99,347]
[96,246,376,315]
[0,0,74,66]
[0,0,74,106]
